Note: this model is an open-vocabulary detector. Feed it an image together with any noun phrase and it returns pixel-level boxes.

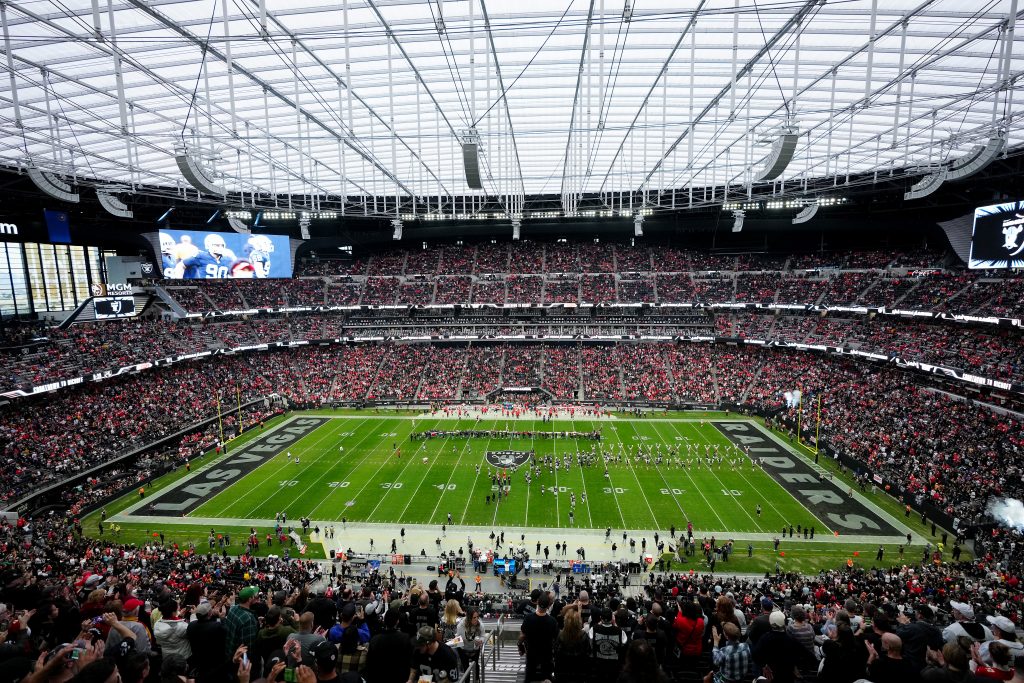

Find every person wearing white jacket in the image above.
[153,599,193,661]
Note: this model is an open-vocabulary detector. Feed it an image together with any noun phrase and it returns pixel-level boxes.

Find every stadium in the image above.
[0,1,1023,683]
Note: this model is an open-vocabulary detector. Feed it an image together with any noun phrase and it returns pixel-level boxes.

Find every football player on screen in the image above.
[243,235,275,278]
[180,233,238,279]
[159,232,183,278]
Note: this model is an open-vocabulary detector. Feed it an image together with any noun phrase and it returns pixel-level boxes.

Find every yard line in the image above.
[523,424,535,526]
[643,421,729,531]
[491,422,518,527]
[699,421,800,531]
[204,418,360,515]
[676,419,784,531]
[548,419,562,526]
[638,421,691,520]
[307,417,437,520]
[457,425,497,525]
[598,424,628,529]
[394,431,472,524]
[363,418,448,521]
[285,418,409,519]
[658,420,765,532]
[569,417,595,528]
[426,426,477,523]
[618,420,663,529]
[644,432,689,522]
[235,418,370,518]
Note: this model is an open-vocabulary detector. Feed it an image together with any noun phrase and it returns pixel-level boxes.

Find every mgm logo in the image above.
[485,450,533,470]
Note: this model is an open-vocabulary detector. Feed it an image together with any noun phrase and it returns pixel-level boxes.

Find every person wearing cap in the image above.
[187,601,227,683]
[752,611,812,683]
[366,607,413,683]
[943,602,993,644]
[980,615,1023,664]
[103,604,151,657]
[310,640,340,682]
[744,597,776,646]
[410,625,460,683]
[896,603,945,672]
[224,587,260,666]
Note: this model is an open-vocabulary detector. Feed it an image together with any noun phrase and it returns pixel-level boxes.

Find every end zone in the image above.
[124,416,330,517]
[714,421,902,538]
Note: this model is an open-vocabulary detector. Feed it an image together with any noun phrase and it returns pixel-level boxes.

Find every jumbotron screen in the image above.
[157,229,291,279]
[968,200,1024,270]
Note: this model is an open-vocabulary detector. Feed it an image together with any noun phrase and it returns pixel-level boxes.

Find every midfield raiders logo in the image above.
[485,450,533,470]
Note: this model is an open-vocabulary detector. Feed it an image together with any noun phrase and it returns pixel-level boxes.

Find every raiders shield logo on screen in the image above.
[485,450,533,470]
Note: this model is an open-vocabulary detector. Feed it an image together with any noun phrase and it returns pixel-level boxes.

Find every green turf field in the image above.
[153,416,821,532]
[88,411,968,573]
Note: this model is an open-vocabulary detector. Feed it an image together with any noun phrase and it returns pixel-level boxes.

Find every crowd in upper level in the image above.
[3,305,1023,394]
[121,244,1017,319]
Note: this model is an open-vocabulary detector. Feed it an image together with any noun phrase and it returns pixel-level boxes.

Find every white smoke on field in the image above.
[987,497,1024,531]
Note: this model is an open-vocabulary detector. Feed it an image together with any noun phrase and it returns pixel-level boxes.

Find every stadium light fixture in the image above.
[156,206,176,223]
[206,209,221,224]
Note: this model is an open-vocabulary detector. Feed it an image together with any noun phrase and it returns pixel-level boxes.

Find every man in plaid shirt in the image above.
[711,622,753,683]
[224,586,260,662]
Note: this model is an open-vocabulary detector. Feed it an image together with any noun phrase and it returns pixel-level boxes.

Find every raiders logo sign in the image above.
[485,450,533,470]
[141,262,154,275]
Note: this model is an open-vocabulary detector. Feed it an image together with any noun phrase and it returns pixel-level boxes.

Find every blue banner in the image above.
[44,210,71,244]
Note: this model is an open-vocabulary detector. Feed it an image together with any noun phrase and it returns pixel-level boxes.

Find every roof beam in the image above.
[638,0,821,191]
[559,0,595,214]
[122,0,413,196]
[597,1,704,195]
[240,0,452,198]
[663,0,945,193]
[478,0,525,218]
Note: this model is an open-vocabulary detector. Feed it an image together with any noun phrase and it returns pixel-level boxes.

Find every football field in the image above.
[121,413,902,539]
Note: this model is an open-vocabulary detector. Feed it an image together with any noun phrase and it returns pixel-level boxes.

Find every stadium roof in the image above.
[0,0,1021,217]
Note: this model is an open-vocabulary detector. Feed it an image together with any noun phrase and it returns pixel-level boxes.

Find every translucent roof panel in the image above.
[0,0,1020,214]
